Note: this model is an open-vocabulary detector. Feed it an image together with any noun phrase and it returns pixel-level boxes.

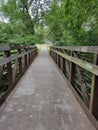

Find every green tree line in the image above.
[44,0,98,45]
[0,0,98,46]
[0,0,50,45]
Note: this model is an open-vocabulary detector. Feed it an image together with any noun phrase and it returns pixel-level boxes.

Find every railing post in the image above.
[54,53,56,63]
[62,50,66,74]
[58,55,60,68]
[54,52,56,62]
[60,50,65,73]
[69,51,75,85]
[55,53,57,64]
[0,66,3,88]
[24,48,28,67]
[90,54,98,119]
[28,49,31,63]
[5,50,13,87]
[60,56,62,70]
[62,57,66,74]
[59,49,62,69]
[35,47,37,57]
[18,49,22,73]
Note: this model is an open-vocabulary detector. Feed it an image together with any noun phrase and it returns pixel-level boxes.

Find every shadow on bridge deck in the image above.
[0,46,96,130]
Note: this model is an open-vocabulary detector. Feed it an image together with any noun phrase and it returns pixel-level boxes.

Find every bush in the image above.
[8,35,41,45]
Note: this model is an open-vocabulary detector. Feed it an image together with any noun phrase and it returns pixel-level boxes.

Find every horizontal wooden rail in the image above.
[51,49,98,76]
[52,46,98,53]
[0,49,37,66]
[50,46,98,128]
[0,45,37,106]
[0,46,10,51]
[0,45,36,51]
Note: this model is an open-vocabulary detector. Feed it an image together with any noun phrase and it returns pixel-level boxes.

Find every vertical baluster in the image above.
[18,49,22,74]
[24,48,28,67]
[62,57,65,74]
[69,51,75,85]
[90,54,98,119]
[5,50,13,87]
[58,55,60,68]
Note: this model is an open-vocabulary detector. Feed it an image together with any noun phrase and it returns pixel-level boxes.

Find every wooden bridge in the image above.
[0,45,98,130]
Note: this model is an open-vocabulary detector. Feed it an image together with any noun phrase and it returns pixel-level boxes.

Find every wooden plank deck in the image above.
[0,46,96,130]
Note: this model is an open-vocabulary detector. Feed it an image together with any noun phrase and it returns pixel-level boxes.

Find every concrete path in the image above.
[0,46,96,130]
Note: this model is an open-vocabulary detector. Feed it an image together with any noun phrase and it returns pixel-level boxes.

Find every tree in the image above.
[0,0,52,45]
[1,0,98,46]
[1,0,35,34]
[44,0,98,45]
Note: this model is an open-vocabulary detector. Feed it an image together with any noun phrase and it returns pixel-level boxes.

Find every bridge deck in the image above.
[0,46,95,130]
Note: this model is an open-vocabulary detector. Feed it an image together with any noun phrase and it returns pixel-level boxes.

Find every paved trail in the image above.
[0,46,95,130]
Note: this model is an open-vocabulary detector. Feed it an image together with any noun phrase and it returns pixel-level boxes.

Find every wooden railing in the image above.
[0,45,37,105]
[50,46,98,126]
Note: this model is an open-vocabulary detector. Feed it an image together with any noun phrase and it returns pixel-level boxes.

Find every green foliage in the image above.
[0,0,52,45]
[0,0,98,46]
[8,35,39,45]
[0,0,43,45]
[45,1,64,42]
[44,0,98,46]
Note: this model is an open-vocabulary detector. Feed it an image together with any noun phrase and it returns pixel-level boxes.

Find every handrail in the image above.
[51,49,98,76]
[0,49,36,66]
[0,45,37,105]
[52,46,98,53]
[50,46,98,126]
[0,46,10,51]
